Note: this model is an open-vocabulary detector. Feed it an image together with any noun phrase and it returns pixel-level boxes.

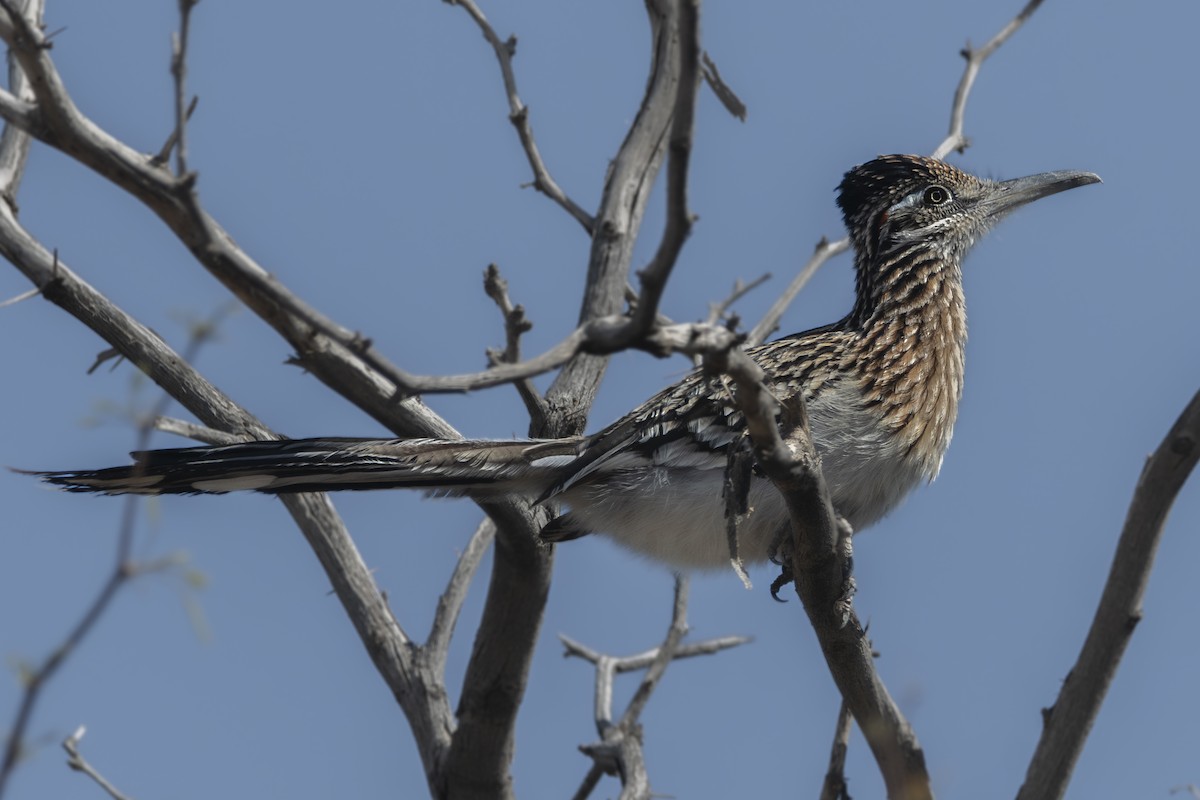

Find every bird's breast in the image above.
[809,301,967,529]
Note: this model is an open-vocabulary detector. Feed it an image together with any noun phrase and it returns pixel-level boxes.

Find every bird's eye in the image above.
[923,186,951,205]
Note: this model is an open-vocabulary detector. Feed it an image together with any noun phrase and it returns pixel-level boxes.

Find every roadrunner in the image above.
[31,156,1099,569]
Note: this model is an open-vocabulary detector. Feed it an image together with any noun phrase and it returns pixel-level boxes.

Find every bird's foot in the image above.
[766,518,856,622]
[768,527,793,601]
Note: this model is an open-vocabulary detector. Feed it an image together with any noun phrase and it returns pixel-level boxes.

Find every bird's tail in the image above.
[25,436,583,496]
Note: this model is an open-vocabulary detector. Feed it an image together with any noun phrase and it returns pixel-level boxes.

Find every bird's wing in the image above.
[540,329,855,500]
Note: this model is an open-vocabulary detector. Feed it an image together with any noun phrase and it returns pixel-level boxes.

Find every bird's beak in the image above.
[983,169,1102,218]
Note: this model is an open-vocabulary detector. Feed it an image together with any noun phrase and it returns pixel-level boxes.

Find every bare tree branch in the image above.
[425,517,496,673]
[0,284,36,306]
[0,0,36,213]
[152,94,197,168]
[570,764,606,800]
[932,0,1044,160]
[749,236,848,347]
[1017,388,1200,800]
[560,633,751,670]
[567,576,741,800]
[700,51,747,121]
[168,0,198,176]
[620,574,689,729]
[819,700,854,800]
[445,0,595,234]
[483,263,547,425]
[706,273,770,327]
[154,415,243,445]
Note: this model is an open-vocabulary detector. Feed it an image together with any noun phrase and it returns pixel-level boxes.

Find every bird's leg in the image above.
[834,517,856,628]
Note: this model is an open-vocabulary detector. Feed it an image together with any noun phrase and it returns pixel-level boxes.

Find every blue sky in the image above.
[1,1,1198,798]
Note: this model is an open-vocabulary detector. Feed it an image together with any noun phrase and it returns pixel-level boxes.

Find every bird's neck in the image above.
[847,245,968,476]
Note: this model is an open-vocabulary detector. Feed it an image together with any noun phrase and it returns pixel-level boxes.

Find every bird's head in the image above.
[837,154,1100,267]
[835,154,1099,323]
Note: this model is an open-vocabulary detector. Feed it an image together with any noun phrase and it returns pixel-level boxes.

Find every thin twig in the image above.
[570,764,606,800]
[818,700,854,800]
[61,727,132,800]
[425,517,496,672]
[932,0,1045,159]
[700,51,747,121]
[445,0,594,234]
[169,0,198,176]
[0,284,37,306]
[153,415,242,445]
[1017,388,1200,800]
[153,95,197,167]
[560,633,751,671]
[483,263,547,424]
[749,237,847,346]
[705,273,770,326]
[621,576,688,729]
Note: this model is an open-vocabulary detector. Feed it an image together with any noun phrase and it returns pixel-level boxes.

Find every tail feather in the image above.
[27,437,582,496]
